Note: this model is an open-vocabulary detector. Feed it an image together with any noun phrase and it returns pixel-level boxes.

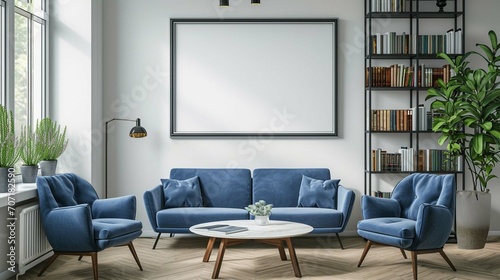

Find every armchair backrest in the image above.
[391,173,455,220]
[36,173,99,219]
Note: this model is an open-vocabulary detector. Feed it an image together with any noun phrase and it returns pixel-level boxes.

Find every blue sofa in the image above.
[143,168,355,249]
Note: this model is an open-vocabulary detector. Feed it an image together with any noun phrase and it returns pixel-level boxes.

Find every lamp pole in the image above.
[105,118,147,198]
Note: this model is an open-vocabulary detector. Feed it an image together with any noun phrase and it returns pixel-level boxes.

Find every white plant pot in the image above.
[254,215,270,226]
[456,190,491,249]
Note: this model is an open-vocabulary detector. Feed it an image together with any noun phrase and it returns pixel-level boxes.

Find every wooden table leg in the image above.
[203,237,217,262]
[285,237,302,278]
[212,238,228,279]
[277,239,287,261]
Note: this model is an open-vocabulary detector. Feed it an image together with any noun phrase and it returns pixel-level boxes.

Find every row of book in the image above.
[369,0,408,12]
[369,29,462,55]
[365,64,452,88]
[371,148,463,172]
[369,106,430,131]
[372,191,392,198]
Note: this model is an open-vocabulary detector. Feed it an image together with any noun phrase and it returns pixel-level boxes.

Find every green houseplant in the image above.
[0,105,22,192]
[36,118,68,176]
[426,30,500,249]
[245,200,273,225]
[19,124,43,183]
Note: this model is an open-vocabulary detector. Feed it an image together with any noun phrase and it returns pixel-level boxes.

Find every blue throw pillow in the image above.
[161,176,203,208]
[297,175,340,208]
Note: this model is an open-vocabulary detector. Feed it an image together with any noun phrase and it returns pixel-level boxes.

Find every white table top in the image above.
[189,220,313,239]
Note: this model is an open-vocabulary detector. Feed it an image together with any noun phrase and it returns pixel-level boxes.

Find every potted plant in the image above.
[0,105,22,192]
[19,124,43,183]
[36,118,68,176]
[245,200,273,225]
[426,30,500,249]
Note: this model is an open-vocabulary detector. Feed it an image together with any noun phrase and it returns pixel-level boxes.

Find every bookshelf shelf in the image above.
[364,0,465,196]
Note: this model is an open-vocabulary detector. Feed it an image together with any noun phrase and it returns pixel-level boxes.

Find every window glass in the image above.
[14,12,29,134]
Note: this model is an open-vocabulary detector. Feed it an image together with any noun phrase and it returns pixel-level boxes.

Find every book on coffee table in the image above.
[209,225,248,234]
[195,224,248,234]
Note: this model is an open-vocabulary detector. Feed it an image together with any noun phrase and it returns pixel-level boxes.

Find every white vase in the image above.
[456,190,491,249]
[254,215,269,226]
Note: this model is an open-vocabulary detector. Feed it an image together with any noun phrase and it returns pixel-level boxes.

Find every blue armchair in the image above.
[36,173,143,280]
[357,173,456,280]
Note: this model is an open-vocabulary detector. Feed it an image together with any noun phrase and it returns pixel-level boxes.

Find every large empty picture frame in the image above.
[171,18,338,137]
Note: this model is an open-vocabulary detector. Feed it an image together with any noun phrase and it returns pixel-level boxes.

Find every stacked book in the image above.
[369,29,462,55]
[365,64,452,88]
[371,148,463,172]
[370,0,408,12]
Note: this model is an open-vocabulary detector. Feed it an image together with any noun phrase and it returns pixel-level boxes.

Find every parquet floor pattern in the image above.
[15,235,500,280]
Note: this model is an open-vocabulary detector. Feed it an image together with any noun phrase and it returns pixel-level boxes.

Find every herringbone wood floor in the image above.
[15,235,500,280]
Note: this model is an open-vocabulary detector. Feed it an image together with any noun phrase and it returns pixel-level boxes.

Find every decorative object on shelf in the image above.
[436,0,447,12]
[20,124,43,183]
[36,118,68,176]
[245,200,273,225]
[105,118,147,198]
[0,105,22,192]
[426,30,500,249]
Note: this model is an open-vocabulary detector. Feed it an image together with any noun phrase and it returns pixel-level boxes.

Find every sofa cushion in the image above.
[252,168,331,207]
[156,207,248,228]
[298,175,339,208]
[93,218,143,239]
[170,168,252,208]
[161,176,203,208]
[269,207,343,229]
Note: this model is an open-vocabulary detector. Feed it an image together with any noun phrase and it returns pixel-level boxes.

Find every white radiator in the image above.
[16,203,53,278]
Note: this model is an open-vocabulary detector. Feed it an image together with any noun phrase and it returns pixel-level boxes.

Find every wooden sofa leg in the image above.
[152,233,162,249]
[170,233,175,237]
[335,233,345,250]
[357,240,373,267]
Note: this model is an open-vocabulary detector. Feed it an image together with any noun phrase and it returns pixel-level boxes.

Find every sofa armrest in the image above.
[44,204,97,252]
[92,195,137,219]
[337,185,355,231]
[360,195,401,219]
[415,203,453,249]
[143,185,165,231]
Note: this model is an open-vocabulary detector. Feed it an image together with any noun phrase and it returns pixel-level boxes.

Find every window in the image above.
[14,0,47,132]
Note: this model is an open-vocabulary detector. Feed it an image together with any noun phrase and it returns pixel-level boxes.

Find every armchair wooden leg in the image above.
[400,249,408,259]
[78,255,83,261]
[438,249,457,271]
[128,242,143,271]
[152,233,162,249]
[411,251,418,280]
[335,233,345,250]
[90,252,98,280]
[357,240,373,267]
[37,253,60,276]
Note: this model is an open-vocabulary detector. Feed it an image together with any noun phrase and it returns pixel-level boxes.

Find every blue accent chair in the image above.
[36,173,143,280]
[357,173,457,280]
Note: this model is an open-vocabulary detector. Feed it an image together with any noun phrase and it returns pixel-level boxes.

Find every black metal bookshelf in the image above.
[364,0,466,196]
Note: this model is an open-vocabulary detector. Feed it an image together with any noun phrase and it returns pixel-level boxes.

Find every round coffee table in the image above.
[190,220,313,279]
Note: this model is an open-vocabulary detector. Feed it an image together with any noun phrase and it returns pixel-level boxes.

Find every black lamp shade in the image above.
[251,0,260,4]
[129,118,148,138]
[220,0,229,7]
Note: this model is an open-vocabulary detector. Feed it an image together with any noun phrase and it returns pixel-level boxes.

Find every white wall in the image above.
[49,0,500,236]
[49,0,103,187]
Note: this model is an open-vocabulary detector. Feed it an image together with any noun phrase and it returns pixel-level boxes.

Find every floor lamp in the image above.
[105,118,147,198]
